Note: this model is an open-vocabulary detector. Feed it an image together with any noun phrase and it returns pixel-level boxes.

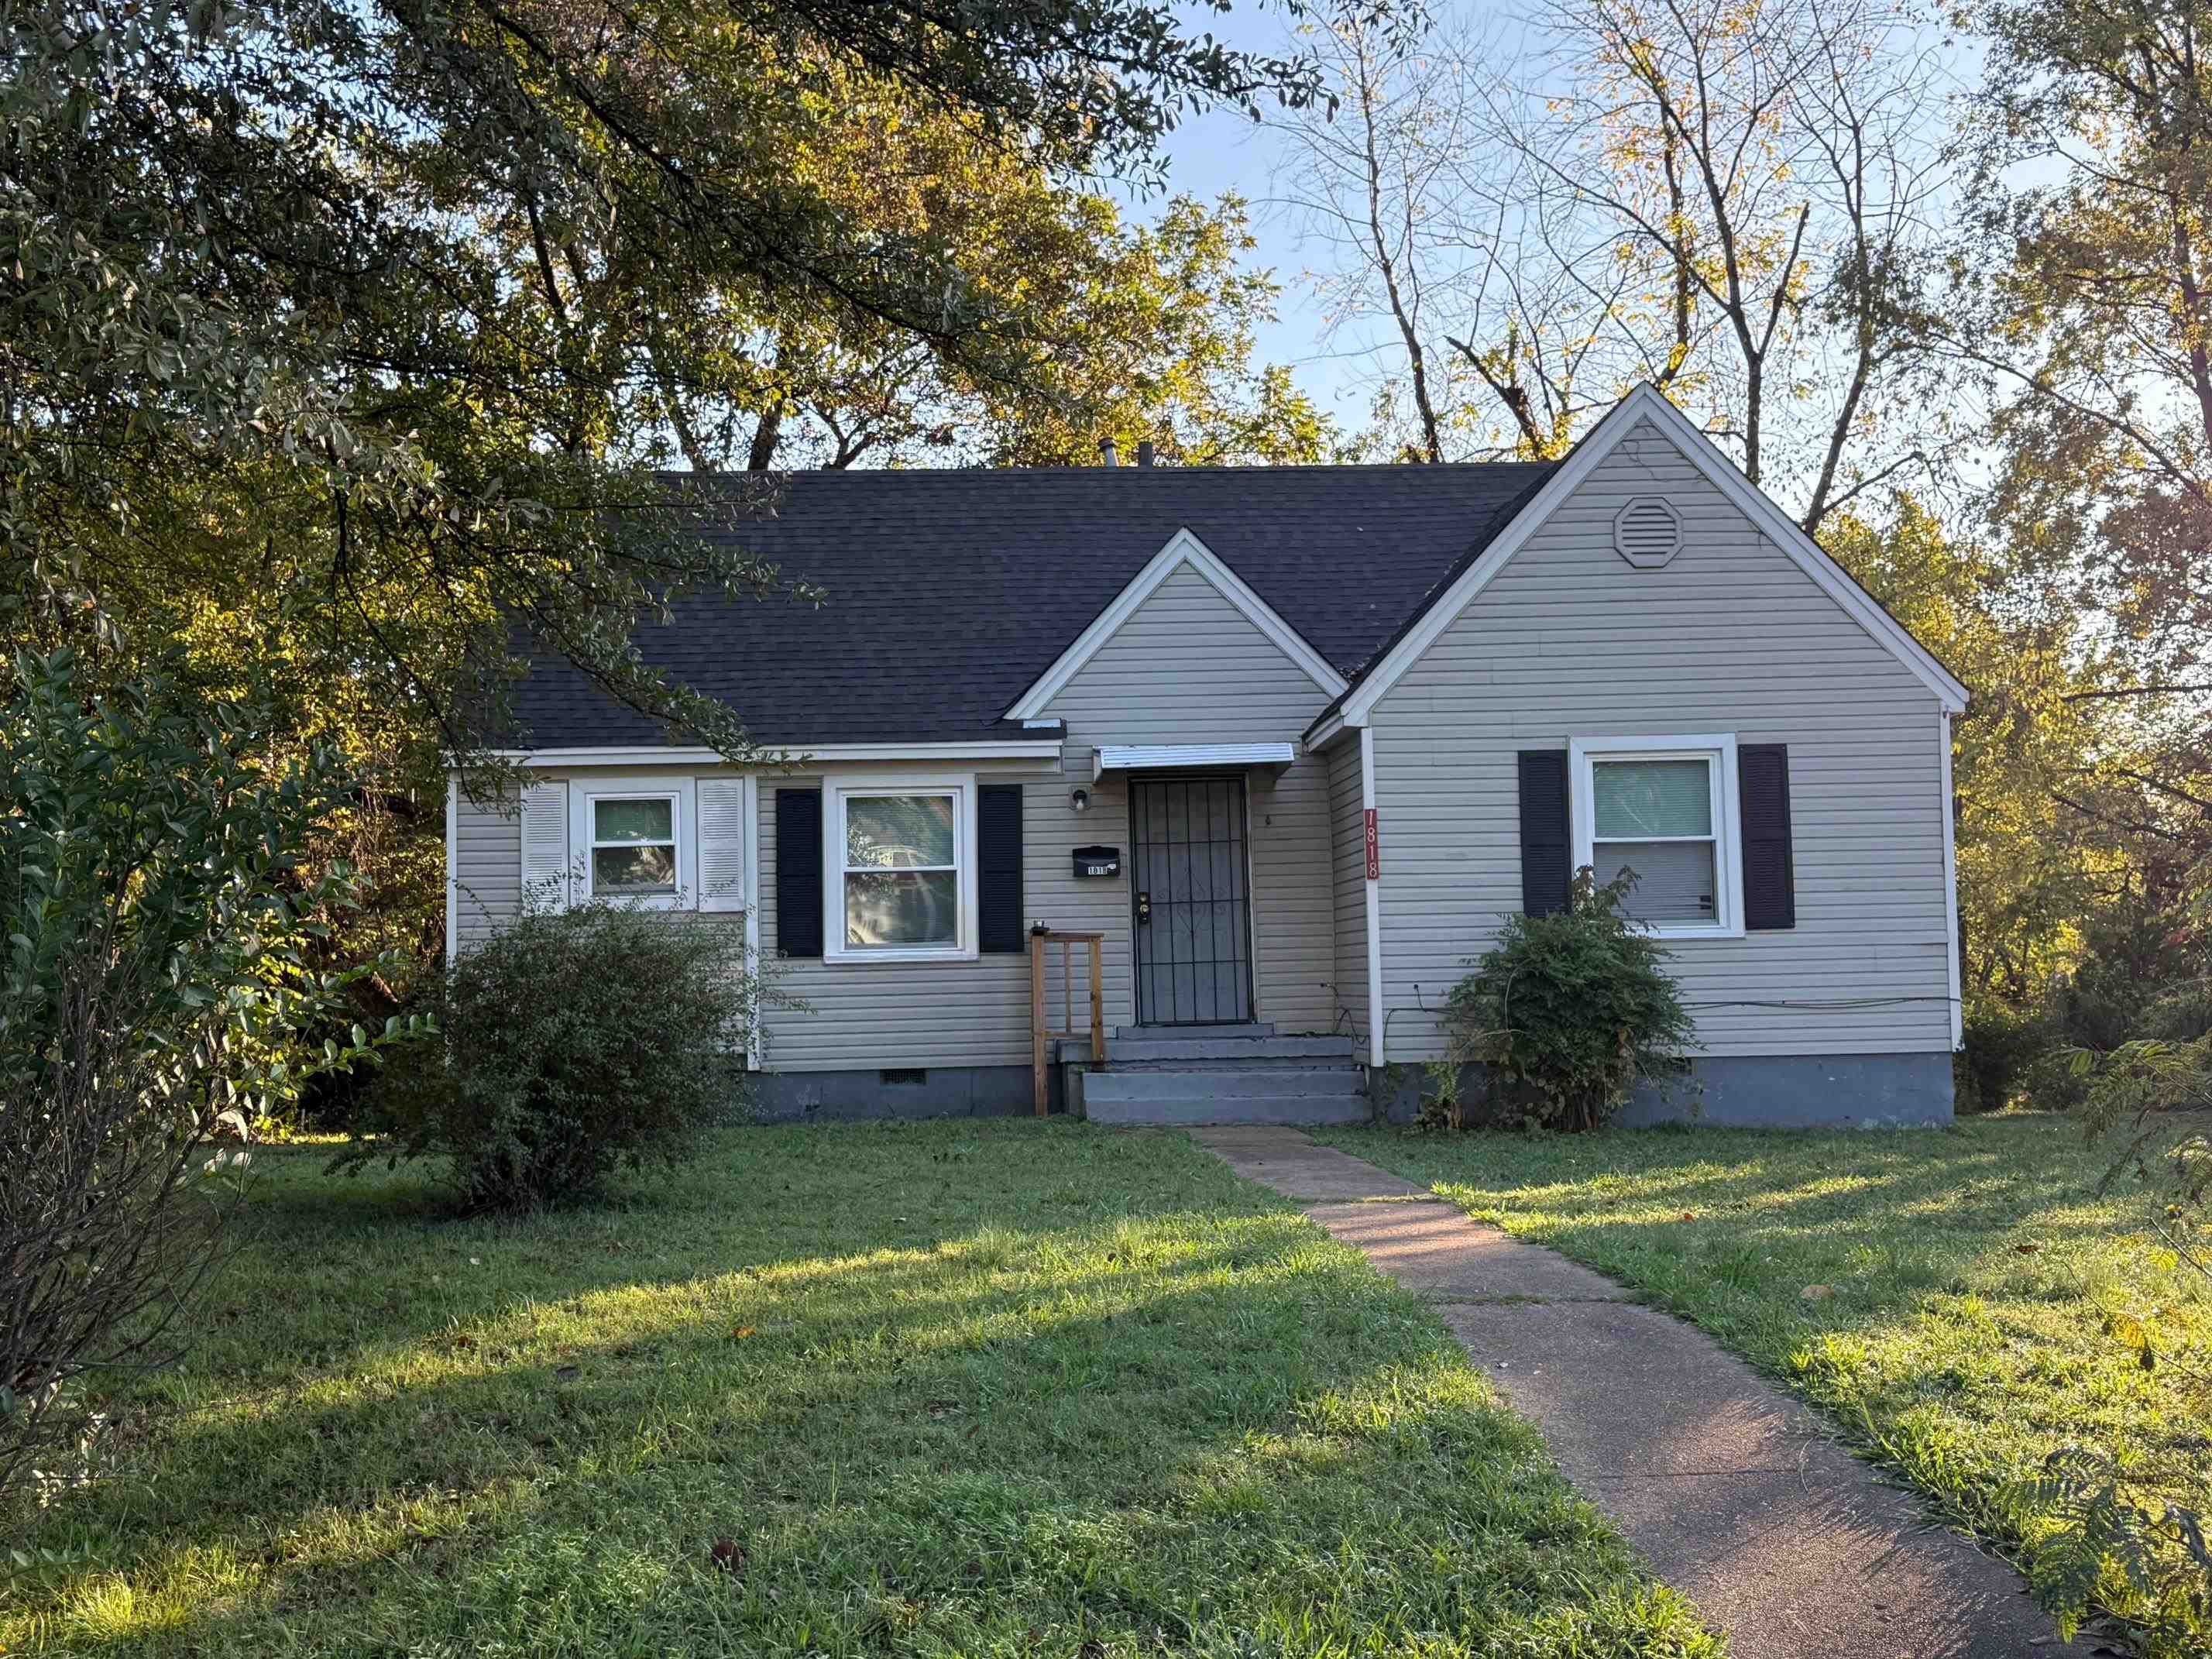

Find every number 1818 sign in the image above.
[1363,808,1379,881]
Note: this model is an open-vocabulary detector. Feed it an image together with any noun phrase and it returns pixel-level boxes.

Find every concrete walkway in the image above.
[1194,1126,2101,1659]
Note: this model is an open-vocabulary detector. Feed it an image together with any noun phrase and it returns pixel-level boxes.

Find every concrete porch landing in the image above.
[1191,1126,2098,1659]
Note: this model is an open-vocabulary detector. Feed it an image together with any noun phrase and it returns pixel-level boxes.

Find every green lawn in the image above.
[1317,1115,2212,1651]
[2,1121,1720,1658]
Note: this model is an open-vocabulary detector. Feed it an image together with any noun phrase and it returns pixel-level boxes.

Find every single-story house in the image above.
[449,384,1968,1127]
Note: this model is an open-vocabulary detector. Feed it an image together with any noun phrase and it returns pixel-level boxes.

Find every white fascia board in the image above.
[1307,709,1354,747]
[1004,527,1348,721]
[1337,383,1969,723]
[491,740,1066,768]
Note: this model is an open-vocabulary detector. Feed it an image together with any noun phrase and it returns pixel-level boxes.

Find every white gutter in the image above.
[479,739,1068,769]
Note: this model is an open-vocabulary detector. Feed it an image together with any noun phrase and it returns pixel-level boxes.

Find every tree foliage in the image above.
[1966,0,2212,688]
[0,647,418,1496]
[3,0,1333,747]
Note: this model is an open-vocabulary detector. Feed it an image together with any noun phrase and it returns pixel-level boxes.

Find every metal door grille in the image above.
[1131,776,1253,1025]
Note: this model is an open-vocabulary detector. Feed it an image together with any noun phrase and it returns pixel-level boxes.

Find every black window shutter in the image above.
[775,788,823,957]
[1739,744,1796,930]
[977,784,1025,953]
[1517,750,1572,917]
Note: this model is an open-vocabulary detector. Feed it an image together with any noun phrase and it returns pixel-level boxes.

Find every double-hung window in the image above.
[561,775,699,911]
[589,795,680,897]
[1569,735,1742,936]
[825,778,977,961]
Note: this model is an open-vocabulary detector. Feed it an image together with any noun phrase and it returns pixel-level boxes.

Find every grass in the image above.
[2,1121,1722,1658]
[1314,1113,2212,1652]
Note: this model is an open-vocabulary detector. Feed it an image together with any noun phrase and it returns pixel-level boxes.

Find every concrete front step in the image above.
[1080,1065,1369,1127]
[1112,1022,1275,1040]
[1059,1033,1358,1069]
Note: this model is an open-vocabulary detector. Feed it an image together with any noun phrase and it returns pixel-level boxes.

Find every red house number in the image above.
[1363,808,1379,881]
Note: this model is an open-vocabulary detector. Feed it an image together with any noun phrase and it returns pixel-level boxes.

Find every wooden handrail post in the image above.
[1029,929,1108,1119]
[1030,934,1047,1116]
[1088,936,1104,1063]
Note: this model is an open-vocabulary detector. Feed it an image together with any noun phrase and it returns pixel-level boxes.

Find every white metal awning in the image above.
[1091,742,1297,781]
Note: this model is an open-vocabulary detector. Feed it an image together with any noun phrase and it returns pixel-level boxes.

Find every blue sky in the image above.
[1123,2,1376,421]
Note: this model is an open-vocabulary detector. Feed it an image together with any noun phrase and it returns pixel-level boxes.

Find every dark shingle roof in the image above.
[510,462,1556,748]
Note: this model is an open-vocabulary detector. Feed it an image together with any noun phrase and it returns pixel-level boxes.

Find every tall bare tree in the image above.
[1269,7,1666,460]
[1272,0,1953,524]
[1513,0,1953,528]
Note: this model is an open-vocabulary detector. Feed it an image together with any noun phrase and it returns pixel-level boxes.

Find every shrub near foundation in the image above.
[341,901,780,1211]
[1427,869,1698,1132]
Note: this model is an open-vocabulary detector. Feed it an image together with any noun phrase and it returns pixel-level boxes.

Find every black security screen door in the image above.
[1130,776,1255,1025]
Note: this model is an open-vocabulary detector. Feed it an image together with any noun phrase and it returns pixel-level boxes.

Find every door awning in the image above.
[1091,743,1297,781]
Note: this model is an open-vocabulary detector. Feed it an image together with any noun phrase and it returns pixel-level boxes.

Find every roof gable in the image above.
[1317,386,1968,735]
[1006,528,1346,720]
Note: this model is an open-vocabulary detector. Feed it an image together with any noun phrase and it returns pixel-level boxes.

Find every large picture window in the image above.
[1570,735,1742,937]
[824,778,976,960]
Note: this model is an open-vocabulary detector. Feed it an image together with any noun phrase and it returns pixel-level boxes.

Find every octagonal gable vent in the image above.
[1614,496,1682,568]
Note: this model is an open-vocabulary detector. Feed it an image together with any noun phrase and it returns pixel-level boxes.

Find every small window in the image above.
[825,780,976,960]
[591,795,678,897]
[1571,737,1741,936]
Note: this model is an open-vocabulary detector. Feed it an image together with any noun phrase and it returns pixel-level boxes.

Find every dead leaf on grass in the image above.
[1801,1284,1834,1301]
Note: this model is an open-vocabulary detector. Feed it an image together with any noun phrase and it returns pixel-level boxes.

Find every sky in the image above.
[1118,2,1382,424]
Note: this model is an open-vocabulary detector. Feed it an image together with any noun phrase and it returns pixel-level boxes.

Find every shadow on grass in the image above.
[11,1122,1719,1659]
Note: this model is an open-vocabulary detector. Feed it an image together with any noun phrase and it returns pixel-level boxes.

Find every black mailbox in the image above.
[1072,844,1121,879]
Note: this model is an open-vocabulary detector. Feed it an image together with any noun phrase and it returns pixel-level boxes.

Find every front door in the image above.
[1130,775,1255,1025]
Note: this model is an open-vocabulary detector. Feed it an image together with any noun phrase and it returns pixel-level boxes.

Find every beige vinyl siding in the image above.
[1370,416,1953,1060]
[1248,756,1336,1032]
[1325,735,1369,1044]
[452,790,520,951]
[757,765,1128,1070]
[1042,560,1338,1033]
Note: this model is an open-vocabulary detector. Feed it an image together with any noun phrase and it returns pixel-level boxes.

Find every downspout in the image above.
[1939,709,1963,1050]
[445,774,460,966]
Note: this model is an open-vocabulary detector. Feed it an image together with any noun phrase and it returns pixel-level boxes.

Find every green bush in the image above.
[1956,1005,2053,1114]
[1427,868,1699,1132]
[2,648,415,1496]
[2049,891,2212,1055]
[2020,1043,2091,1114]
[342,901,785,1211]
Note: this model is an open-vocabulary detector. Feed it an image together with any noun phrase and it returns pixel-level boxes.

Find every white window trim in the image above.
[566,775,698,910]
[1568,733,1743,939]
[823,771,980,963]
